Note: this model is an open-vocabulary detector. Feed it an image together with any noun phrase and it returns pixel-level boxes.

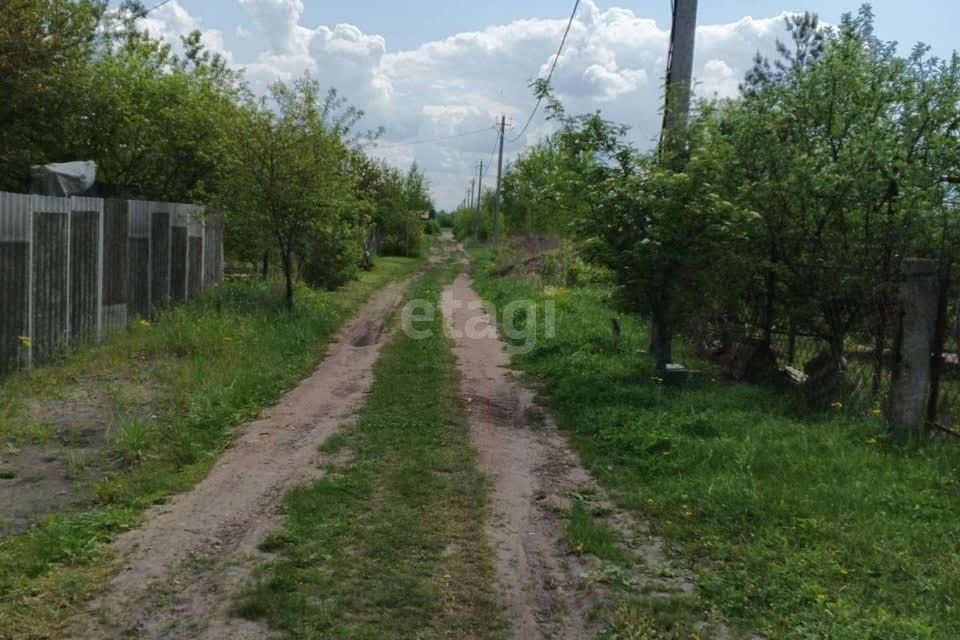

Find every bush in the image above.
[301,228,364,290]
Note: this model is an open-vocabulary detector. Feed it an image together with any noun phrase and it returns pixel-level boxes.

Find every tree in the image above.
[224,76,353,308]
[721,6,960,369]
[0,0,105,190]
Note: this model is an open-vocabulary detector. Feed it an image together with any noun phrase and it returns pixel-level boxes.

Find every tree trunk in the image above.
[828,331,845,366]
[281,248,294,310]
[651,315,673,375]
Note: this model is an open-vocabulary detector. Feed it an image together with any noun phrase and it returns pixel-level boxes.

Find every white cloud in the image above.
[137,1,232,61]
[142,1,795,209]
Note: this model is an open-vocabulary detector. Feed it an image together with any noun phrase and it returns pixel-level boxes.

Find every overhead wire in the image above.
[506,0,581,144]
[364,126,497,150]
[141,0,175,15]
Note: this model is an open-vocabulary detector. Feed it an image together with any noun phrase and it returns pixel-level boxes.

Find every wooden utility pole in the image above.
[474,161,483,241]
[651,0,698,375]
[492,114,506,246]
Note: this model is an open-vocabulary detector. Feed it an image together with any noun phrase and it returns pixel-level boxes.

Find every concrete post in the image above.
[888,258,938,438]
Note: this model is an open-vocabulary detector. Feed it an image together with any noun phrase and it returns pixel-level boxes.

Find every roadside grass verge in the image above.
[235,263,506,639]
[470,247,960,640]
[0,256,421,639]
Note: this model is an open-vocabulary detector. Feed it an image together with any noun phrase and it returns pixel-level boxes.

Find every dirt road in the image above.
[78,278,412,640]
[441,259,601,640]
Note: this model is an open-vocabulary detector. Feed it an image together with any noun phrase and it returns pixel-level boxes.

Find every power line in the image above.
[142,0,175,15]
[364,126,497,150]
[484,128,501,177]
[507,0,581,144]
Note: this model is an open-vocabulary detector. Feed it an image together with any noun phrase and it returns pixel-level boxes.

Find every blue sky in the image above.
[139,1,960,208]
[180,1,959,60]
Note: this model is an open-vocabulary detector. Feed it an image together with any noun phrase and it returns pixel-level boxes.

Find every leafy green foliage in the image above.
[498,4,960,374]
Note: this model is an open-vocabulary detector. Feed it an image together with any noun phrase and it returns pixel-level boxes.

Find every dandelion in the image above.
[872,408,882,416]
[866,438,878,445]
[17,336,31,349]
[575,544,585,555]
[138,319,151,328]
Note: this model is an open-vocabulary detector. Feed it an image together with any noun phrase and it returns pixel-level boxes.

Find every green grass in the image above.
[235,262,506,639]
[0,256,421,640]
[470,247,960,640]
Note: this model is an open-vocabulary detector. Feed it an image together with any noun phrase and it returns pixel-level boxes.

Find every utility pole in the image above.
[651,0,698,375]
[474,161,483,241]
[492,114,506,247]
[660,0,698,163]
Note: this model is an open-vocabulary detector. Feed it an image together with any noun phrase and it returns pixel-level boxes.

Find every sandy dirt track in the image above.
[441,268,601,640]
[77,278,411,640]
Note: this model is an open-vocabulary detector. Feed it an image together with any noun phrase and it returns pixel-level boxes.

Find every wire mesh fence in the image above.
[691,264,960,432]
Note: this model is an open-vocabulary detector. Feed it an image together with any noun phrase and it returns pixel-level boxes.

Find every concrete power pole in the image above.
[660,0,699,162]
[474,161,483,241]
[492,114,506,247]
[651,0,698,375]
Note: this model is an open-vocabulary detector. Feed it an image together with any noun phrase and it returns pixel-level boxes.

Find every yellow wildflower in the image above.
[17,336,31,349]
[866,438,878,445]
[872,408,882,416]
[816,594,828,604]
[138,319,151,328]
